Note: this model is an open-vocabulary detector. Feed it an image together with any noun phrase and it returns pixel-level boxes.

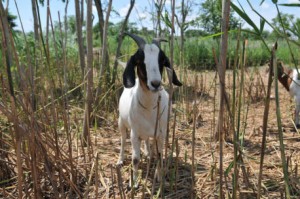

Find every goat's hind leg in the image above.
[117,118,127,166]
[131,131,141,188]
[295,97,300,128]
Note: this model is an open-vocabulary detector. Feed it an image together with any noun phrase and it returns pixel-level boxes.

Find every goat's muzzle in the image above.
[149,80,163,92]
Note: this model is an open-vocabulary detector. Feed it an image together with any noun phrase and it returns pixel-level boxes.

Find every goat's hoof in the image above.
[116,161,124,168]
[144,152,150,159]
[296,124,300,129]
[155,176,162,183]
[126,183,139,191]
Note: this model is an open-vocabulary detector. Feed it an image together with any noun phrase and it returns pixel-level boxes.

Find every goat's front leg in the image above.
[144,138,151,159]
[117,118,127,166]
[131,131,141,188]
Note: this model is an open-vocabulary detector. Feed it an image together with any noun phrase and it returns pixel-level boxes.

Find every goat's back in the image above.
[289,69,300,97]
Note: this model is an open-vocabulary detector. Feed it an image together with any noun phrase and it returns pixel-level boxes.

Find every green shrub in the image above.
[184,39,215,70]
[246,42,270,66]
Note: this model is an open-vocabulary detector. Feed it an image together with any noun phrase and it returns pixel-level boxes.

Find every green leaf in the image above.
[198,29,239,41]
[231,2,260,33]
[225,161,234,176]
[183,22,190,31]
[241,28,259,36]
[272,0,278,4]
[260,18,265,33]
[162,11,172,29]
[285,22,300,38]
[154,3,159,10]
[278,3,300,7]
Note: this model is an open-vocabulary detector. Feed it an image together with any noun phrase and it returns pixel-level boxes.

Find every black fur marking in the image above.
[164,56,183,86]
[123,35,182,89]
[123,55,137,88]
[133,158,139,165]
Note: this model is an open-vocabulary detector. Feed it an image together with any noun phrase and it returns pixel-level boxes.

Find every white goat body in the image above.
[117,33,182,187]
[118,78,168,182]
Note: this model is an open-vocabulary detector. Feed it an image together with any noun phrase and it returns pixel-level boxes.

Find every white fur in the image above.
[117,44,169,185]
[287,69,300,126]
[144,44,162,91]
[118,77,169,186]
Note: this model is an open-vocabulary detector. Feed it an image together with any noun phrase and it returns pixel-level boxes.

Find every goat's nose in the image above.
[151,80,161,89]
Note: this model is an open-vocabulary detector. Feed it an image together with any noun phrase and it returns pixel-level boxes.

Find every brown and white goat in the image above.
[275,61,300,128]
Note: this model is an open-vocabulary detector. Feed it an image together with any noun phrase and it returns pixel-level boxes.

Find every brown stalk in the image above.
[131,165,134,199]
[100,0,113,78]
[257,42,277,199]
[116,165,125,199]
[151,95,162,198]
[75,0,85,78]
[141,157,151,199]
[216,1,231,198]
[191,75,198,199]
[84,152,98,198]
[111,0,135,85]
[95,153,99,199]
[175,138,179,193]
[111,165,116,199]
[168,111,177,190]
[10,97,23,198]
[82,0,94,147]
[0,2,15,100]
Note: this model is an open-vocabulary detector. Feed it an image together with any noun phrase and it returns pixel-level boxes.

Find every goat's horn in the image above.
[152,38,168,47]
[124,32,146,50]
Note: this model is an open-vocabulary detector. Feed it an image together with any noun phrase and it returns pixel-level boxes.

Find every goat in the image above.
[117,33,182,187]
[274,61,300,128]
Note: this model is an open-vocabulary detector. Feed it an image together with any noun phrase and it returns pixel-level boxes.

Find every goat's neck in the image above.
[136,80,160,109]
[277,70,292,92]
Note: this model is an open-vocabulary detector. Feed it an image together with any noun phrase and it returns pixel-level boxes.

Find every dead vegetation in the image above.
[1,65,300,198]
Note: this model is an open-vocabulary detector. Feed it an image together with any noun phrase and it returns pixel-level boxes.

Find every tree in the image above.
[292,18,300,40]
[94,0,105,44]
[272,13,294,37]
[217,1,231,198]
[111,0,135,85]
[154,0,166,37]
[94,0,112,84]
[82,0,94,147]
[175,0,196,67]
[75,0,85,78]
[7,12,17,29]
[198,0,240,35]
[185,29,207,37]
[99,0,112,82]
[271,12,298,39]
[271,13,293,32]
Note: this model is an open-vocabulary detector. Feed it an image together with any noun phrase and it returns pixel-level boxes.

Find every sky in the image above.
[3,0,300,33]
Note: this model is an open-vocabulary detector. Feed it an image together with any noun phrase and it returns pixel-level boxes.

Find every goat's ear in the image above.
[123,55,136,88]
[171,69,183,86]
[164,57,183,87]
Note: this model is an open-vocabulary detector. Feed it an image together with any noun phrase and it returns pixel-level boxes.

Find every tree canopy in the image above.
[197,0,241,34]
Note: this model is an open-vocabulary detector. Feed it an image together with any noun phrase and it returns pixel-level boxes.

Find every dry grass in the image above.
[1,65,300,198]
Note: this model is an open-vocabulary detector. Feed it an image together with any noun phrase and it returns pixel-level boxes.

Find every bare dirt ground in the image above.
[92,66,300,198]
